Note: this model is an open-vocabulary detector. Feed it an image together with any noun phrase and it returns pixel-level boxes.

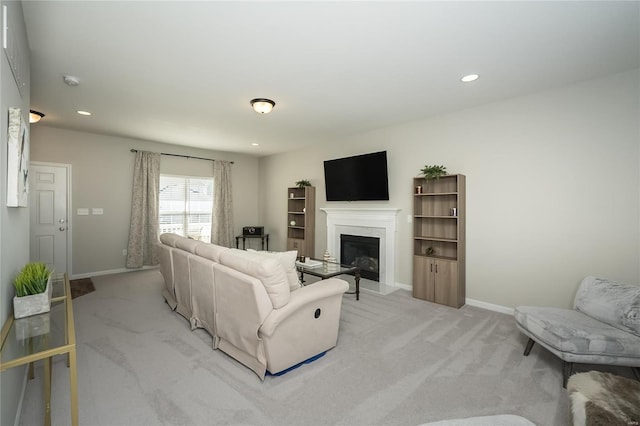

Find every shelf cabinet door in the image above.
[433,259,459,307]
[413,256,460,308]
[412,256,434,301]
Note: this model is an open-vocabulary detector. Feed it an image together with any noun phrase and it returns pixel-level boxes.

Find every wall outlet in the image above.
[122,249,127,256]
[407,214,413,223]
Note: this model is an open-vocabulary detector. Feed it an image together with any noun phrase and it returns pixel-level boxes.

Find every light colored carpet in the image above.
[18,269,599,425]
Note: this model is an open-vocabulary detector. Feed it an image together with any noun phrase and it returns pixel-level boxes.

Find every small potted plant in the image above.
[419,165,447,182]
[295,179,311,188]
[13,262,53,319]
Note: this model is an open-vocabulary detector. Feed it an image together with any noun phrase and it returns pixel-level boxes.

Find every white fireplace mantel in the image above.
[321,208,401,287]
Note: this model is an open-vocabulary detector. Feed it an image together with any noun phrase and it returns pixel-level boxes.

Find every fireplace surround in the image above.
[321,208,400,290]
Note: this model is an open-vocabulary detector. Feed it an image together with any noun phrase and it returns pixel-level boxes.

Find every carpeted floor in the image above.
[18,269,636,425]
[69,278,95,299]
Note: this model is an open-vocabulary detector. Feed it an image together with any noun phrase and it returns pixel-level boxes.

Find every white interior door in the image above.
[29,163,70,274]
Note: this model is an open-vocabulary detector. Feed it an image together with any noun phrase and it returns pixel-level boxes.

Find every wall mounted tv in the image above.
[324,151,390,201]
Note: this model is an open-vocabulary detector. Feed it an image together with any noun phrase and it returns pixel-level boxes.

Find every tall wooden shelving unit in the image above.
[286,186,315,258]
[412,174,465,308]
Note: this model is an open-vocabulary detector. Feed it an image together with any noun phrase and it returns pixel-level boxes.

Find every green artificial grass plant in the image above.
[14,262,52,297]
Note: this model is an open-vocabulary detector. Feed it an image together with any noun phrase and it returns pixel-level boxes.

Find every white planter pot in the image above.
[13,276,52,319]
[15,313,51,339]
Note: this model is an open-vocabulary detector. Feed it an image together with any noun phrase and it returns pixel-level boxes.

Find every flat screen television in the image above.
[323,151,390,201]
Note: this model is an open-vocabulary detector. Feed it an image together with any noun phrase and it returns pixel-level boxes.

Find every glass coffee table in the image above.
[296,259,361,300]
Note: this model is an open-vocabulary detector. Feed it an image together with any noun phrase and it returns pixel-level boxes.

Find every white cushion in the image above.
[219,250,290,308]
[195,243,229,263]
[174,237,203,253]
[247,249,301,291]
[159,233,182,247]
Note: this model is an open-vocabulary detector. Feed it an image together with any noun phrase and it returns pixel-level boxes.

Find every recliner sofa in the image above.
[157,233,349,379]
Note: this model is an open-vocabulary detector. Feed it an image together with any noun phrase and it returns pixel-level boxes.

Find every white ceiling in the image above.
[22,1,640,157]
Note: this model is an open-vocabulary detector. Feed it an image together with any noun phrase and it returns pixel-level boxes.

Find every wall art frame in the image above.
[7,107,29,207]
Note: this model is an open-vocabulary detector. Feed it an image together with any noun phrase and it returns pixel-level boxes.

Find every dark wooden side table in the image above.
[235,234,269,250]
[296,259,361,300]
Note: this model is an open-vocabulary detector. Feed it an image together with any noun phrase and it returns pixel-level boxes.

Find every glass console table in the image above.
[0,273,78,426]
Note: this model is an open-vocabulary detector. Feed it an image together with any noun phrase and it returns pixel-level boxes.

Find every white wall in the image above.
[30,126,260,276]
[1,1,30,424]
[259,69,640,309]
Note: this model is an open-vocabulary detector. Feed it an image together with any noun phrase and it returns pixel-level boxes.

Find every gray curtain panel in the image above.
[211,160,234,247]
[126,151,161,268]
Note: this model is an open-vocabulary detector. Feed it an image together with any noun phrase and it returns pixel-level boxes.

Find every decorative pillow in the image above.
[247,249,301,291]
[219,250,290,308]
[574,276,640,337]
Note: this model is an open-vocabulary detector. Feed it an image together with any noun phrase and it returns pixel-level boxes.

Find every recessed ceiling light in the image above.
[63,75,80,86]
[461,74,479,83]
[251,143,260,146]
[77,110,91,116]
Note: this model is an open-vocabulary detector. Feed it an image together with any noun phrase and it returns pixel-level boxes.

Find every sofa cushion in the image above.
[195,243,229,263]
[174,237,204,253]
[247,249,301,291]
[574,276,640,337]
[159,233,182,247]
[219,250,290,308]
[514,306,640,359]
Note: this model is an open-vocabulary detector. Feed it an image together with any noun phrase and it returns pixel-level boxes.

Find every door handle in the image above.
[59,227,66,231]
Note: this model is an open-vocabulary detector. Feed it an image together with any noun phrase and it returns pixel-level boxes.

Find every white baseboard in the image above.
[465,298,514,315]
[395,282,513,315]
[395,282,412,291]
[71,265,158,280]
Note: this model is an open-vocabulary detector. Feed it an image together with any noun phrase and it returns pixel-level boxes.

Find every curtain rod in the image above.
[130,149,234,164]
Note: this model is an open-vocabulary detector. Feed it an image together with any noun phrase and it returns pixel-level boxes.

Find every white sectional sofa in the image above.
[157,233,349,379]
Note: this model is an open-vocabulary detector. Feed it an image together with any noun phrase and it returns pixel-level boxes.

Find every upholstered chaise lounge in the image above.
[514,276,640,387]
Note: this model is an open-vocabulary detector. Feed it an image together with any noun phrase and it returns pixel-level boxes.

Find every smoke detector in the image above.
[63,75,80,86]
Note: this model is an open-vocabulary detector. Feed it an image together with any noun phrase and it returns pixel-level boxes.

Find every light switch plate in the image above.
[77,208,89,216]
[92,208,104,215]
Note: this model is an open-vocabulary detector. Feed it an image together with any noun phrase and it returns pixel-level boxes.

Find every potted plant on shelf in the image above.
[419,165,447,182]
[13,262,53,319]
[295,179,311,188]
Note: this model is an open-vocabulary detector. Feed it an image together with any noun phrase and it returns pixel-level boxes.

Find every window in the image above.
[159,174,213,242]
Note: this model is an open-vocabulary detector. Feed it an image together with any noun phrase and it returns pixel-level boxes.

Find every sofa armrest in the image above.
[260,278,348,337]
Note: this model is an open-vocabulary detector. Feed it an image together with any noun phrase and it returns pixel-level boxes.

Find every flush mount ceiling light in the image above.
[29,110,45,123]
[76,110,91,116]
[250,98,275,114]
[461,74,479,83]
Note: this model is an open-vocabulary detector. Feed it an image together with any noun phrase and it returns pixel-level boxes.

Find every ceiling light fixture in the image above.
[77,110,91,116]
[461,74,479,83]
[250,98,275,114]
[29,110,45,123]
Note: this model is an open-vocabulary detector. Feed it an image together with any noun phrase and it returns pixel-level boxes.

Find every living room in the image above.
[1,1,639,425]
